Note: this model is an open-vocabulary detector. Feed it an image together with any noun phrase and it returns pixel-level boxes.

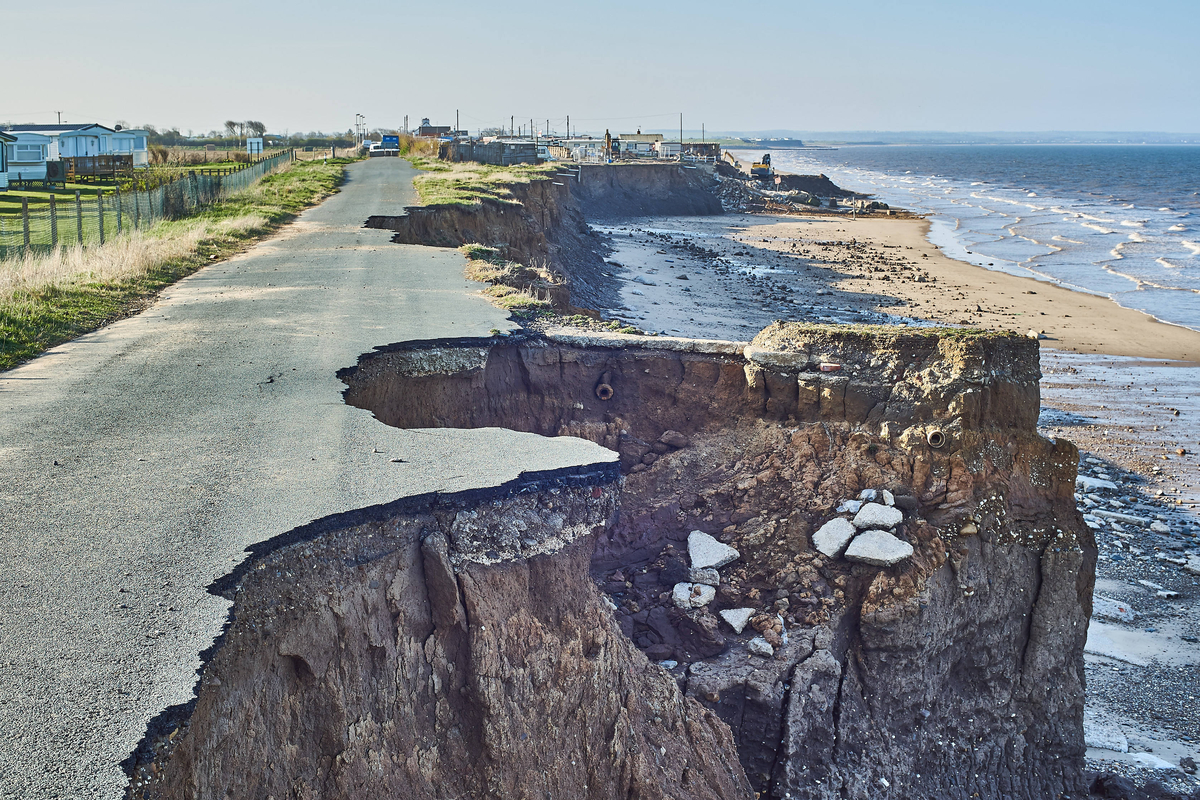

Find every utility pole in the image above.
[456,109,459,135]
[56,111,62,125]
[511,116,514,137]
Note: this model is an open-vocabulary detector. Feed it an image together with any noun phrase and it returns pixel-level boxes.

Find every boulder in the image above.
[844,530,913,566]
[688,530,740,570]
[811,518,856,559]
[659,430,690,449]
[852,503,904,530]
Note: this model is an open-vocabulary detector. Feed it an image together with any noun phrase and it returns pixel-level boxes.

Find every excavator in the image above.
[750,152,773,179]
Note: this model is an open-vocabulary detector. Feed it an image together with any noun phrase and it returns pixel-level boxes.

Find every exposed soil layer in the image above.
[363,163,724,310]
[333,323,1097,799]
[128,464,752,800]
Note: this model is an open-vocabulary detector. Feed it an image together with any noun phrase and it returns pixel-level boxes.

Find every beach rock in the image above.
[1077,475,1118,492]
[811,518,856,559]
[719,607,755,634]
[881,490,894,506]
[844,531,914,567]
[852,503,904,530]
[1092,595,1137,623]
[673,582,694,609]
[688,530,740,570]
[836,499,862,514]
[690,567,721,586]
[747,637,774,657]
[690,584,717,608]
[1130,752,1178,771]
[1183,556,1200,576]
[1151,521,1171,534]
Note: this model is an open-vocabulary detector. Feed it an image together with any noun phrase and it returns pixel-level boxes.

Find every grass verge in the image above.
[460,244,561,311]
[0,157,356,371]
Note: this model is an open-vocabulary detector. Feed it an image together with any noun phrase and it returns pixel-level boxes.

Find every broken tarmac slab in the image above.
[844,530,914,567]
[688,530,740,570]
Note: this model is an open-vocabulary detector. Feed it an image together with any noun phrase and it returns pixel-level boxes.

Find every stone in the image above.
[1130,752,1177,771]
[881,490,895,506]
[689,584,717,608]
[747,637,774,657]
[844,531,914,567]
[858,489,878,502]
[1183,556,1200,576]
[659,660,679,670]
[672,583,694,609]
[719,607,755,634]
[812,518,856,559]
[1150,521,1171,534]
[836,499,862,514]
[658,430,689,449]
[1077,475,1118,492]
[688,530,740,570]
[689,567,720,586]
[1181,756,1197,774]
[852,503,904,530]
[1092,595,1137,623]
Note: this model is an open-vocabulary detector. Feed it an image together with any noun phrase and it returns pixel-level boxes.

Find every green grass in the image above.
[405,157,559,207]
[0,157,355,371]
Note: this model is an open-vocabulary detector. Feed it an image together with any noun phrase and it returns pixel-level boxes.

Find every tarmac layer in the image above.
[0,158,612,799]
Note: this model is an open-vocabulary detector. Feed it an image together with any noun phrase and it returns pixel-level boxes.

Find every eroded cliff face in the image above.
[337,323,1095,799]
[362,164,724,311]
[131,470,751,800]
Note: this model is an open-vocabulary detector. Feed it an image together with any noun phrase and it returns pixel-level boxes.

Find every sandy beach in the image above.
[594,206,1200,792]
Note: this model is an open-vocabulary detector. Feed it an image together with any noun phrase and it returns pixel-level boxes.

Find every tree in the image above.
[224,120,238,138]
[246,120,266,138]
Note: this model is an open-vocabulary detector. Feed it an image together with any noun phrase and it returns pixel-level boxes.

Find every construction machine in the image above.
[750,152,773,179]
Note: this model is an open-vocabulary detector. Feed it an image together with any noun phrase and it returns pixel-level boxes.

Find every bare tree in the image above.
[246,121,267,138]
[224,120,238,138]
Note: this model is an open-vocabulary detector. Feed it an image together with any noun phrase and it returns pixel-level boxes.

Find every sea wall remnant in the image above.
[337,322,1095,799]
[128,466,752,800]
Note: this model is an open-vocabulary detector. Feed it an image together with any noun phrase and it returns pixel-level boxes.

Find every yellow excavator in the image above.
[750,153,773,179]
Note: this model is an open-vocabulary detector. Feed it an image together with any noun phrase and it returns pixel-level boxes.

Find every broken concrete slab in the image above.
[1084,719,1129,753]
[688,530,740,570]
[689,567,720,586]
[844,530,913,567]
[811,518,856,559]
[852,503,904,531]
[719,607,755,634]
[747,637,774,657]
[1077,476,1118,492]
[1093,596,1137,623]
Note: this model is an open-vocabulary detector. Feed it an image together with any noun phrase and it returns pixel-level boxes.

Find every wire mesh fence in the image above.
[0,150,295,259]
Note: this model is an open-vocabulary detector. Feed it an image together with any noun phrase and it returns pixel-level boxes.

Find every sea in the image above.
[732,145,1200,333]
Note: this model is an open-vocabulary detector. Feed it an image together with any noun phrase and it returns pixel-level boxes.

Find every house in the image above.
[3,130,53,181]
[655,141,682,158]
[111,128,151,166]
[417,118,452,138]
[616,130,663,157]
[0,131,13,189]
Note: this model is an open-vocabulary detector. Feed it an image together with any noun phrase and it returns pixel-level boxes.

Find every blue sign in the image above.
[381,135,400,149]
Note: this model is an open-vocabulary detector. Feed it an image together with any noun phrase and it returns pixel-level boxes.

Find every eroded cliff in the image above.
[134,323,1093,800]
[336,322,1095,799]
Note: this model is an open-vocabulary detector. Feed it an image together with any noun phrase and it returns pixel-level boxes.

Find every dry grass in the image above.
[0,215,266,305]
[408,158,559,207]
[460,244,561,311]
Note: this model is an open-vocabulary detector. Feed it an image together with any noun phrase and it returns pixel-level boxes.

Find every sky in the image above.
[5,0,1198,137]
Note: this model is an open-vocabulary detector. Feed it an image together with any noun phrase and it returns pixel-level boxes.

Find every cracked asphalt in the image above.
[0,158,611,799]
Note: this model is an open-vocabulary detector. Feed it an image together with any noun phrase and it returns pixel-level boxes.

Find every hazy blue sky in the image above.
[6,0,1197,136]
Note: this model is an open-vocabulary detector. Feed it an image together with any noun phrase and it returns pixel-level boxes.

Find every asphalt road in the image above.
[0,158,610,799]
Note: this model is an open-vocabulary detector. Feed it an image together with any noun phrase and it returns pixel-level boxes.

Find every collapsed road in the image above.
[0,158,609,799]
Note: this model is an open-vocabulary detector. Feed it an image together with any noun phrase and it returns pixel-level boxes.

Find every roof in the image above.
[619,133,664,142]
[0,131,14,142]
[2,123,115,135]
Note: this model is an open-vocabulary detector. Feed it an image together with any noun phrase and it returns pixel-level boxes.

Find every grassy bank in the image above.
[406,157,559,207]
[0,157,355,371]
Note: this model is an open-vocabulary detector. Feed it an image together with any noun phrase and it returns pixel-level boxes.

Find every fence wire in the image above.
[0,150,294,260]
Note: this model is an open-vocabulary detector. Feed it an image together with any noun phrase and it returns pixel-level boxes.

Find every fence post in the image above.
[22,198,30,253]
[50,196,58,248]
[116,190,122,235]
[76,190,83,244]
[134,190,140,230]
[98,192,106,245]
